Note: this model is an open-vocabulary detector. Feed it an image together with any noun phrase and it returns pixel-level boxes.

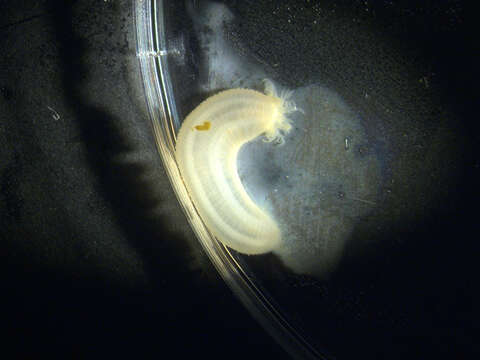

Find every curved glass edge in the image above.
[133,1,324,359]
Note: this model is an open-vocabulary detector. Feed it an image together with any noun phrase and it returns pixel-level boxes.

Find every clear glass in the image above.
[134,1,322,359]
[134,1,468,359]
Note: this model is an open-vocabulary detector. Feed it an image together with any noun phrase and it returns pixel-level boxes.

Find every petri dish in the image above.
[134,1,474,359]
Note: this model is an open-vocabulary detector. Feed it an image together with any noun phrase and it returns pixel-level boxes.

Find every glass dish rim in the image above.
[133,1,324,359]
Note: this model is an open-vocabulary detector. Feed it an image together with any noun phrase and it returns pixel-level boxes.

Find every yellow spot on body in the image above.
[175,83,294,255]
[194,121,211,131]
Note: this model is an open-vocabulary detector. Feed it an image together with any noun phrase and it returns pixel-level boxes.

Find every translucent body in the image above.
[175,84,293,254]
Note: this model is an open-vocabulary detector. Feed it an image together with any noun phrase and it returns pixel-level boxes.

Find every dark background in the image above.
[0,1,289,358]
[1,0,477,359]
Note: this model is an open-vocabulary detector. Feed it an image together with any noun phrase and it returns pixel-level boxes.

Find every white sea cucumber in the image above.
[175,81,295,254]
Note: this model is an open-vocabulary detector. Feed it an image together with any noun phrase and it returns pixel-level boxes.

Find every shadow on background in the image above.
[1,1,290,359]
[2,1,477,359]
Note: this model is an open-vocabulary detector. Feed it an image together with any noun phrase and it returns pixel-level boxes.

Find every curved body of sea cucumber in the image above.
[175,82,294,254]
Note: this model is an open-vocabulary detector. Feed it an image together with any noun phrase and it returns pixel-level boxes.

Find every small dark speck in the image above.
[1,87,13,101]
[201,25,214,36]
[355,144,369,158]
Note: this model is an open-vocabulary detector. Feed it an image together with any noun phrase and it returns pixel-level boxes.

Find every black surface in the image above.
[0,1,289,359]
[1,1,478,360]
[220,1,479,359]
